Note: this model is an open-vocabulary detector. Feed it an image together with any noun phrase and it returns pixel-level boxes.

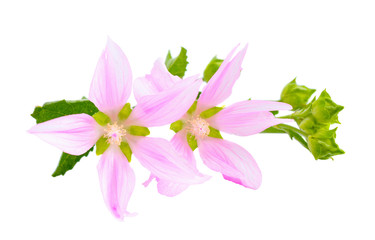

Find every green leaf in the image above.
[312,90,344,124]
[280,78,316,110]
[165,47,188,78]
[31,99,99,124]
[127,126,150,136]
[31,99,99,177]
[207,127,223,139]
[170,120,184,133]
[203,56,223,82]
[187,133,198,151]
[52,147,93,177]
[187,101,197,115]
[120,142,132,162]
[118,103,132,121]
[307,128,345,160]
[95,136,110,155]
[92,111,111,126]
[200,106,223,119]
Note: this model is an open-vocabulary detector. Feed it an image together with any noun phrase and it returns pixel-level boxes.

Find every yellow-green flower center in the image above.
[104,122,127,145]
[186,117,210,138]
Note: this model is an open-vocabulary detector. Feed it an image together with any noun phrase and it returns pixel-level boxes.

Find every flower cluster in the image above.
[29,38,344,219]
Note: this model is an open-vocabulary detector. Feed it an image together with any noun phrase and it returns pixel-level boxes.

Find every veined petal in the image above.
[171,131,196,167]
[28,114,102,155]
[197,44,247,111]
[97,146,135,219]
[89,38,132,120]
[128,136,209,185]
[207,100,292,136]
[133,58,180,101]
[127,76,201,127]
[198,138,262,189]
[142,174,190,197]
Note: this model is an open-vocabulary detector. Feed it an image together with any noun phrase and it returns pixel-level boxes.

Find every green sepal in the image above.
[52,147,93,177]
[92,111,111,126]
[95,136,110,155]
[203,56,223,82]
[280,78,316,110]
[31,98,99,124]
[187,133,198,151]
[165,47,188,78]
[128,126,150,136]
[208,127,223,139]
[312,90,344,124]
[307,128,345,160]
[118,103,132,121]
[200,106,223,119]
[120,142,132,162]
[170,120,184,133]
[187,101,198,115]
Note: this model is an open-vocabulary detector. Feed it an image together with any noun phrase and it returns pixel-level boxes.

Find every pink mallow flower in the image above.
[134,45,292,194]
[29,39,208,219]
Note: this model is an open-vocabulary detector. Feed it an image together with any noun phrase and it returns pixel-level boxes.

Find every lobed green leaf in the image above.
[165,47,188,78]
[203,56,223,82]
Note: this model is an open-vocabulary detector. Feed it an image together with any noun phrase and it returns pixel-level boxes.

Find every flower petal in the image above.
[142,174,189,197]
[133,58,180,101]
[207,100,292,136]
[89,38,132,120]
[97,146,135,219]
[197,44,247,111]
[128,136,209,185]
[127,76,201,127]
[171,131,196,167]
[28,114,101,155]
[198,137,262,189]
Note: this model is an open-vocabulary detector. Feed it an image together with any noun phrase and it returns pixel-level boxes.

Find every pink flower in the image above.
[134,45,292,193]
[29,38,208,219]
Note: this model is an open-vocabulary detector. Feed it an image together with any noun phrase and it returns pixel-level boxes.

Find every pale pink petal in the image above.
[28,114,102,155]
[141,132,200,197]
[128,136,209,185]
[198,138,262,189]
[142,174,189,197]
[171,131,196,167]
[197,44,247,111]
[97,146,135,219]
[89,38,132,120]
[207,100,292,136]
[156,181,189,197]
[127,76,201,127]
[133,58,180,101]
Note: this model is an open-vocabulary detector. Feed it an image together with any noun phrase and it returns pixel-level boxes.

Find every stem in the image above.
[277,114,294,119]
[277,124,308,137]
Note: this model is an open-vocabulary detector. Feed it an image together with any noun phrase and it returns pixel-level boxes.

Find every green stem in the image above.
[277,124,308,137]
[277,114,294,119]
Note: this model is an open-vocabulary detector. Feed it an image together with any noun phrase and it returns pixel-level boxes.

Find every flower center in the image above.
[104,122,127,145]
[186,117,210,138]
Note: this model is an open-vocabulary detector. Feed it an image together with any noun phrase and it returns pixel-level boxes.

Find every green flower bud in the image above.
[298,115,328,135]
[280,79,316,110]
[307,128,345,160]
[312,90,344,124]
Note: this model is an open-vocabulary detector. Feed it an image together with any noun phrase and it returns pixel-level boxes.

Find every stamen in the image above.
[186,117,210,138]
[104,122,127,145]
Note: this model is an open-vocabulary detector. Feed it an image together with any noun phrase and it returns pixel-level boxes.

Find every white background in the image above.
[1,0,374,239]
